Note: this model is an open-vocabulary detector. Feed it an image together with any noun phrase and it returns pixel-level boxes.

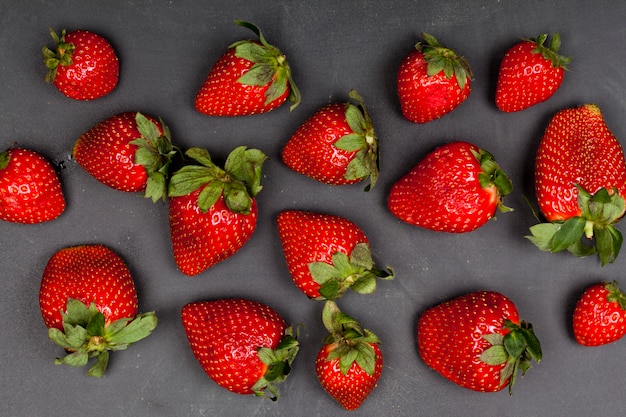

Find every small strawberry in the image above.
[573,281,626,346]
[397,32,473,124]
[195,20,300,116]
[316,301,383,411]
[42,28,119,100]
[496,33,571,112]
[527,104,626,265]
[387,141,512,233]
[417,291,541,394]
[168,146,266,276]
[0,147,66,224]
[281,90,379,190]
[276,210,393,300]
[39,244,157,377]
[181,298,299,400]
[73,112,179,202]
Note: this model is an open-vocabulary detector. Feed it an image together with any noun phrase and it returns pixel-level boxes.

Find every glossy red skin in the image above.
[73,112,162,193]
[316,342,383,411]
[169,191,258,276]
[397,49,471,124]
[417,291,520,392]
[276,210,369,298]
[573,283,626,346]
[53,30,119,100]
[495,40,564,112]
[0,148,65,224]
[195,46,290,116]
[181,299,287,395]
[282,102,361,185]
[39,244,138,331]
[388,141,498,233]
[535,104,626,221]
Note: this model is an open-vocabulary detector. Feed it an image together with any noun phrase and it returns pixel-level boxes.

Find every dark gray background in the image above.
[2,1,625,416]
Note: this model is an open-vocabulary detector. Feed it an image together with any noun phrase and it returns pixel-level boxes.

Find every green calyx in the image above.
[527,33,572,70]
[252,326,300,401]
[231,20,301,111]
[332,90,380,191]
[129,112,180,203]
[416,32,473,90]
[168,146,267,215]
[320,300,380,376]
[527,185,625,266]
[42,28,75,83]
[605,281,626,310]
[48,298,158,377]
[479,319,542,395]
[308,243,394,301]
[0,149,10,170]
[471,148,513,213]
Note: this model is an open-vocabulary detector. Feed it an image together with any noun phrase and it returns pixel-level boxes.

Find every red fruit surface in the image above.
[573,281,626,346]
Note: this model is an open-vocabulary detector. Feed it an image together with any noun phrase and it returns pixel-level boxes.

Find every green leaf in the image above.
[107,312,158,347]
[333,133,366,152]
[339,347,359,375]
[62,299,94,326]
[503,330,528,359]
[144,172,167,203]
[526,222,560,251]
[354,342,376,375]
[332,252,353,277]
[237,62,274,87]
[351,273,377,295]
[197,181,225,212]
[309,262,340,284]
[344,150,370,181]
[479,345,508,365]
[350,243,374,271]
[56,350,89,368]
[551,217,586,252]
[482,333,504,346]
[87,350,109,377]
[344,103,366,134]
[319,280,341,301]
[595,225,623,266]
[135,112,161,143]
[234,42,272,64]
[223,183,251,214]
[86,312,105,337]
[168,165,215,197]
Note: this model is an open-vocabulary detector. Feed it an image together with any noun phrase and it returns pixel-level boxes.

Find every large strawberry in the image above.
[397,32,473,124]
[281,90,379,190]
[39,244,157,377]
[181,298,299,400]
[276,210,393,300]
[388,141,512,233]
[527,104,626,265]
[0,147,66,224]
[168,146,266,276]
[316,301,383,410]
[42,28,119,100]
[417,291,541,394]
[194,20,300,116]
[495,33,571,112]
[73,112,178,202]
[573,281,626,346]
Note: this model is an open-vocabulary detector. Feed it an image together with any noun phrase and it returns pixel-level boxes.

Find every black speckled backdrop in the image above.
[2,1,625,416]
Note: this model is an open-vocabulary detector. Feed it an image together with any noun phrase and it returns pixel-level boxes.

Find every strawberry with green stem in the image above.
[573,281,626,346]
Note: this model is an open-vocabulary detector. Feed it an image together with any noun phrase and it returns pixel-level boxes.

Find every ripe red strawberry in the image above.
[528,104,626,265]
[195,20,300,116]
[573,281,626,346]
[276,210,393,300]
[39,244,157,377]
[316,301,383,411]
[181,298,299,399]
[168,146,266,276]
[388,141,512,233]
[73,112,178,202]
[417,291,541,394]
[0,147,66,224]
[496,33,571,112]
[281,90,379,190]
[397,32,473,124]
[42,28,119,100]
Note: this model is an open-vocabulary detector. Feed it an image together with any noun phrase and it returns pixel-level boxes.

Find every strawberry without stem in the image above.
[417,291,541,394]
[39,244,157,377]
[573,281,626,346]
[0,147,65,224]
[195,20,300,116]
[181,298,299,400]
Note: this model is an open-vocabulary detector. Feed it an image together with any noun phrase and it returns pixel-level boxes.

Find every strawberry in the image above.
[0,147,66,224]
[397,32,473,124]
[42,28,119,100]
[573,281,626,346]
[387,141,512,233]
[316,301,383,410]
[281,90,379,190]
[417,291,541,394]
[276,210,393,300]
[38,244,157,377]
[527,104,626,265]
[168,146,266,276]
[194,20,300,116]
[181,298,299,399]
[495,33,571,112]
[73,112,178,202]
